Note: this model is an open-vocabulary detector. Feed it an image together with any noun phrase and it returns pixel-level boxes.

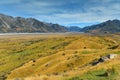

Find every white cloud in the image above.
[0,0,120,26]
[28,0,119,25]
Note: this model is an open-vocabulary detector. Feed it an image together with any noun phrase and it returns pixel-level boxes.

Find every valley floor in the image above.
[0,33,120,80]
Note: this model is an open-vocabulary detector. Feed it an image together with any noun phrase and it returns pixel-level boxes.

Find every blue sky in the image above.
[0,0,120,27]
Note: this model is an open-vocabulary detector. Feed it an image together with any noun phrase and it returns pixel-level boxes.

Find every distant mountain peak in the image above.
[66,26,82,32]
[82,19,120,33]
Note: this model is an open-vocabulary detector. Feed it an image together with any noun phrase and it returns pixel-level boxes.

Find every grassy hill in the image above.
[0,33,120,80]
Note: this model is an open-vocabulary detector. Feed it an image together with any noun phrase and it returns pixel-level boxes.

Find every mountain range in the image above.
[82,19,120,33]
[0,13,120,33]
[66,26,81,32]
[0,14,66,33]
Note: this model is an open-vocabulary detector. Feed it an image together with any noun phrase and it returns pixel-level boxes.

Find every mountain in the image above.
[82,19,120,33]
[1,13,120,33]
[0,13,67,33]
[66,26,82,32]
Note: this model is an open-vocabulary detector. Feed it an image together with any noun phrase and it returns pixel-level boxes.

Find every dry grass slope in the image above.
[0,34,120,80]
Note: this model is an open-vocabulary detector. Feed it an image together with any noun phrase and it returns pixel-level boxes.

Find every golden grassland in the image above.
[0,33,120,80]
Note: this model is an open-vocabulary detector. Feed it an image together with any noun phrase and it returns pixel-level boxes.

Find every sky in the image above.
[0,0,120,27]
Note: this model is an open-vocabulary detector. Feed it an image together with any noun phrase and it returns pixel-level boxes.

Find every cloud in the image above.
[0,0,120,27]
[34,12,115,25]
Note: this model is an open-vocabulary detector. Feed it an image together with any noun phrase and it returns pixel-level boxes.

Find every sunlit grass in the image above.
[0,34,120,80]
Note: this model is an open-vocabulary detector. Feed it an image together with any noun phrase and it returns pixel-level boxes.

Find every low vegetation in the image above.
[0,33,120,80]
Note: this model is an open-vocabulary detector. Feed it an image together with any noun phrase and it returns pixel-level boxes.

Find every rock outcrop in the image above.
[92,54,117,66]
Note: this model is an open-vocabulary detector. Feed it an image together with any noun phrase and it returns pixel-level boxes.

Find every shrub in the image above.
[69,76,82,80]
[53,72,59,75]
[74,51,78,54]
[62,53,65,56]
[32,60,36,62]
[67,57,70,60]
[83,47,86,49]
[32,64,35,66]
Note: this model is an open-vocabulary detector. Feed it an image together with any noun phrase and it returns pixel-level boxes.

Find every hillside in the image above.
[0,14,66,33]
[0,33,120,80]
[82,19,120,33]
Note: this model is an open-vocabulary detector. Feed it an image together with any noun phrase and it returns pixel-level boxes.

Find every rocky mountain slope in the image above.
[0,13,120,33]
[82,19,120,33]
[0,14,67,33]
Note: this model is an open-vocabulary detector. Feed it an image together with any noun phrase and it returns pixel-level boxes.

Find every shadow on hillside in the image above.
[96,73,108,77]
